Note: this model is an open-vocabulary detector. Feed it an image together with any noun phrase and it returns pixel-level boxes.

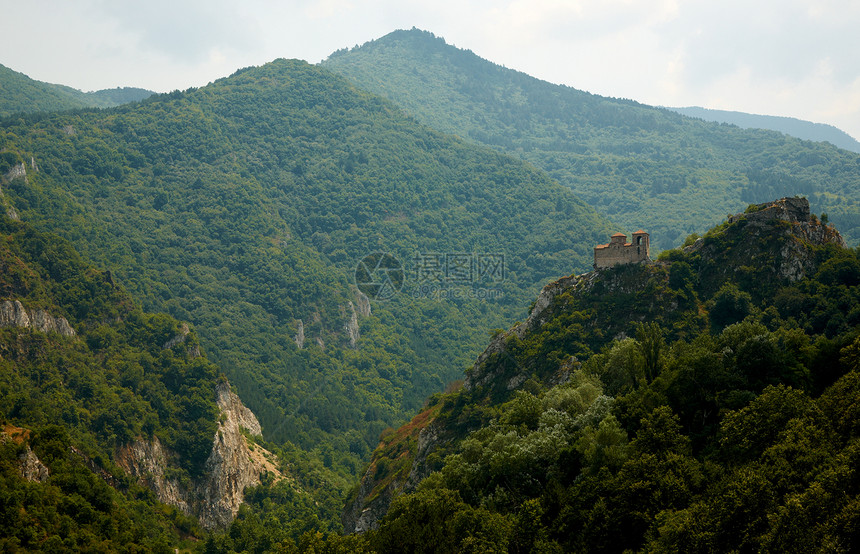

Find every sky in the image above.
[4,0,860,140]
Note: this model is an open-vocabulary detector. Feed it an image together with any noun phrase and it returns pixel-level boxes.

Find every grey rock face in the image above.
[355,291,371,317]
[0,300,30,328]
[294,319,305,349]
[344,301,360,348]
[0,300,75,337]
[18,444,49,482]
[116,380,276,530]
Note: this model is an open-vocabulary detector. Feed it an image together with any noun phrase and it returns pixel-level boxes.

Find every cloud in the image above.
[457,0,860,138]
[660,0,860,89]
[95,0,263,65]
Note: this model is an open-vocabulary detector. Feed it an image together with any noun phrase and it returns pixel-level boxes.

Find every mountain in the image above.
[338,197,860,552]
[668,106,860,154]
[0,58,611,482]
[0,63,153,116]
[321,29,860,251]
[0,211,295,547]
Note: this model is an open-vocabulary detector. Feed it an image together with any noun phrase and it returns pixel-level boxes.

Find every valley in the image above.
[2,27,860,552]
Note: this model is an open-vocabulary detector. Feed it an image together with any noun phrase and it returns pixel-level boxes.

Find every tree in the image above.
[709,283,752,330]
[636,322,665,384]
[372,488,511,553]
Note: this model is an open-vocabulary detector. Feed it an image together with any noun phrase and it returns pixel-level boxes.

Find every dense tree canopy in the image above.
[1,58,610,482]
[331,208,860,553]
[0,217,219,550]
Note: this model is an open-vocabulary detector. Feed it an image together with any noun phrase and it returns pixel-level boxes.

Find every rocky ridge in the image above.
[686,197,844,291]
[343,196,846,533]
[343,405,444,533]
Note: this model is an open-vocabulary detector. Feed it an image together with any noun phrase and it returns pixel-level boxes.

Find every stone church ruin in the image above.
[593,230,650,269]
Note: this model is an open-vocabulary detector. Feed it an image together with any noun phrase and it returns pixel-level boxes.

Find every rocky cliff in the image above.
[0,300,76,337]
[18,444,50,482]
[116,380,282,529]
[1,159,32,220]
[686,197,844,293]
[161,322,202,357]
[294,319,305,349]
[343,301,360,348]
[343,405,444,533]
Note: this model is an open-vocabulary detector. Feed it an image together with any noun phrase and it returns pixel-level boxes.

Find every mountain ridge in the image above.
[322,28,860,250]
[0,57,611,480]
[0,62,153,116]
[343,196,857,546]
[668,105,860,153]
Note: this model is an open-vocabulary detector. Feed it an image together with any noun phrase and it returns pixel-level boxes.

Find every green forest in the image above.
[0,215,353,550]
[0,58,609,482]
[3,30,860,552]
[314,200,860,553]
[0,216,216,550]
[323,29,860,251]
[668,106,860,153]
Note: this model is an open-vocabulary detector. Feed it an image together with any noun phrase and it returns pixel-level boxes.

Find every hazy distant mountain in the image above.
[0,63,153,116]
[669,106,860,153]
[323,29,860,249]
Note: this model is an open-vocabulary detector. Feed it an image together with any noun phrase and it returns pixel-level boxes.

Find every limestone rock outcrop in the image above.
[343,413,445,534]
[693,197,844,286]
[115,436,191,514]
[3,162,27,183]
[116,380,280,529]
[162,322,201,357]
[355,291,371,317]
[465,273,581,392]
[294,319,305,349]
[1,425,50,483]
[343,301,360,348]
[0,300,76,337]
[18,444,50,482]
[1,159,28,220]
[198,381,268,528]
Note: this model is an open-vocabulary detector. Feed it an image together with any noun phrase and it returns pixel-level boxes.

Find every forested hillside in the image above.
[322,29,860,250]
[0,63,152,116]
[319,197,860,552]
[0,58,611,478]
[0,201,359,551]
[0,214,216,550]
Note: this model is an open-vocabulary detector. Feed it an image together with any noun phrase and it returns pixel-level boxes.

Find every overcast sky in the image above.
[4,0,860,140]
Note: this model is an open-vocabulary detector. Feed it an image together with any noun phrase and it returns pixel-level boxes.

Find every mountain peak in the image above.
[322,35,860,251]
